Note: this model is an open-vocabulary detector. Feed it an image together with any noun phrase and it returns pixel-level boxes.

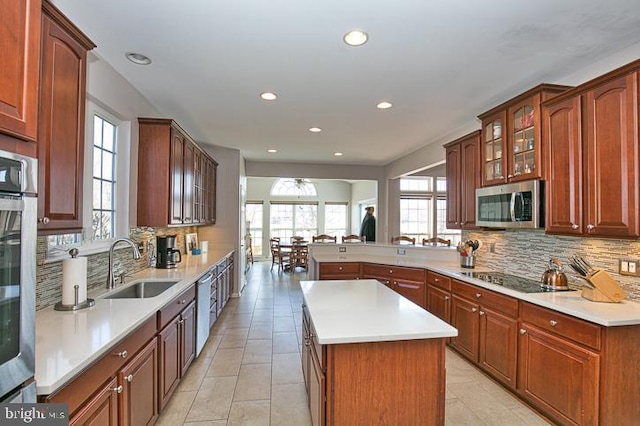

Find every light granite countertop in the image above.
[311,253,640,327]
[35,247,234,395]
[300,279,458,344]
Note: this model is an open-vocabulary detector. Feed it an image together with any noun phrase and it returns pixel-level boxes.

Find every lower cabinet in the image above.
[158,297,196,410]
[43,316,158,425]
[301,306,325,426]
[449,280,518,389]
[318,262,361,279]
[362,263,427,308]
[426,272,452,323]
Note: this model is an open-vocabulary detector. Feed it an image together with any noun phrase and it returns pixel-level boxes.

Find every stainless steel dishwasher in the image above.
[196,269,214,356]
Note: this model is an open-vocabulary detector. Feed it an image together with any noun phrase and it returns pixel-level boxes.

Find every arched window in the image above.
[271,178,317,196]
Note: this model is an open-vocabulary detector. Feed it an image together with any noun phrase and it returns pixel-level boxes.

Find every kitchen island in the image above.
[300,279,457,426]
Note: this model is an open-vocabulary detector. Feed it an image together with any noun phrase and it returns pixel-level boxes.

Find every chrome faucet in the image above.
[106,238,142,289]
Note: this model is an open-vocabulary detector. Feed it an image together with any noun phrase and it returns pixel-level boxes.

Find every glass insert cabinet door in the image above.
[483,115,505,184]
[511,104,536,177]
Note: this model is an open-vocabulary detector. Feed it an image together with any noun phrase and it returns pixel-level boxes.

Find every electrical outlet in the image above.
[397,248,406,255]
[339,246,346,253]
[619,258,640,276]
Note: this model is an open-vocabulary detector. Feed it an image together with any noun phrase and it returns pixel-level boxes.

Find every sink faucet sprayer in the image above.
[106,238,142,289]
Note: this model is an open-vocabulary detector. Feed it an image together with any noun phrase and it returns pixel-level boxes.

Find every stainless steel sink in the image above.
[104,280,179,299]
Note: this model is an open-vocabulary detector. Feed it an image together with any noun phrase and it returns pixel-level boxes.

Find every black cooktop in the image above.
[460,271,575,294]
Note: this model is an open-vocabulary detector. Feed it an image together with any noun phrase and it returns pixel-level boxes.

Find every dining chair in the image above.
[422,237,451,247]
[270,238,290,272]
[391,235,416,245]
[291,245,309,271]
[312,234,337,243]
[342,234,364,243]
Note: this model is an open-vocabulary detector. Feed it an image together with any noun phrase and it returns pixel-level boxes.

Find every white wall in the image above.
[85,52,161,226]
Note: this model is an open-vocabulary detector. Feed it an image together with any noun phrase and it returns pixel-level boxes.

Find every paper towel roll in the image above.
[201,241,209,253]
[62,257,88,305]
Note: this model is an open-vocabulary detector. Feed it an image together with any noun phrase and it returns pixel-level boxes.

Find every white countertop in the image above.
[300,279,458,344]
[35,248,234,395]
[311,253,640,327]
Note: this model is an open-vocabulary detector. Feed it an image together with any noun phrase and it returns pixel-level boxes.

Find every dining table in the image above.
[278,242,309,271]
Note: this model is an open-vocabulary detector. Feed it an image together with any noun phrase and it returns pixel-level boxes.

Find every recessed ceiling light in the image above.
[309,127,322,133]
[260,92,278,101]
[343,30,368,46]
[377,101,393,109]
[267,149,278,153]
[334,152,343,157]
[125,52,152,65]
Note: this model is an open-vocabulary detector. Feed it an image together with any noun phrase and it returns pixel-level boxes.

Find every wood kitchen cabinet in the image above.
[43,316,157,424]
[158,286,196,410]
[426,271,452,323]
[0,0,41,156]
[362,263,426,308]
[138,118,218,227]
[445,130,481,229]
[318,262,361,279]
[479,84,571,186]
[37,1,95,233]
[543,61,640,238]
[450,279,518,389]
[301,305,325,426]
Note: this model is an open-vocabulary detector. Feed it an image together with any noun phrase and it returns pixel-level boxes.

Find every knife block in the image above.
[581,269,626,303]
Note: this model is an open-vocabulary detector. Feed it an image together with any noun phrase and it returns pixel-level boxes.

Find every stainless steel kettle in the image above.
[541,258,569,290]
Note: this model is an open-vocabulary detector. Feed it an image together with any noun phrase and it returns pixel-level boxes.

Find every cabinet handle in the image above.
[519,329,527,335]
[587,224,595,230]
[479,311,485,316]
[433,278,439,282]
[301,304,306,308]
[38,217,50,224]
[461,221,466,226]
[549,320,558,326]
[389,270,393,274]
[444,296,450,300]
[475,293,482,298]
[112,385,123,394]
[126,374,133,382]
[471,308,478,313]
[115,350,128,358]
[339,266,343,271]
[178,299,187,304]
[507,174,514,179]
[571,223,579,230]
[305,341,311,347]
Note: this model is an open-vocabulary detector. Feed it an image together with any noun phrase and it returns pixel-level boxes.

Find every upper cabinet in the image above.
[37,0,95,233]
[479,84,572,187]
[543,61,640,238]
[0,0,41,156]
[138,118,217,227]
[445,131,480,230]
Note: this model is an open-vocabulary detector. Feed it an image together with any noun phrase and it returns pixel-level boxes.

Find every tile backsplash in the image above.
[463,229,640,301]
[36,226,198,310]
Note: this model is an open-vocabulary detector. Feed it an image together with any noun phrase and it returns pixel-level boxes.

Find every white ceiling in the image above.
[52,0,640,166]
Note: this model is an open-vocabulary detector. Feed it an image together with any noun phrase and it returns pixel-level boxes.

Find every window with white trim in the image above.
[246,202,264,256]
[47,101,131,256]
[270,203,318,241]
[324,202,348,237]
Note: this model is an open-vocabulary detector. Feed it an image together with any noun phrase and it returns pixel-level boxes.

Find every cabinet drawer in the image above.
[521,302,601,350]
[363,263,425,282]
[45,315,157,415]
[320,262,360,275]
[452,280,518,317]
[427,271,451,291]
[158,285,196,330]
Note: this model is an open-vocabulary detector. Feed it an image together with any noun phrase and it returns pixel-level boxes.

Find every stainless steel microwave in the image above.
[476,180,543,228]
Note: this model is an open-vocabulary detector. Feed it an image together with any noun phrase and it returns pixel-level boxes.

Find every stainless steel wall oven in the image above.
[0,149,37,403]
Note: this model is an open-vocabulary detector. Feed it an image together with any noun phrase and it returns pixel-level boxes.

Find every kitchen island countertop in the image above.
[300,279,457,344]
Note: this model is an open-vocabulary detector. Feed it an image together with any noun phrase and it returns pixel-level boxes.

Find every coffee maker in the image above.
[156,235,182,269]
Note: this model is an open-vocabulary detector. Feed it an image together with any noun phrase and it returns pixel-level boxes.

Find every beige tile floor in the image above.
[156,261,551,426]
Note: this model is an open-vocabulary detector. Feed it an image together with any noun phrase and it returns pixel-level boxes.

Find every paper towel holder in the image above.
[54,249,95,311]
